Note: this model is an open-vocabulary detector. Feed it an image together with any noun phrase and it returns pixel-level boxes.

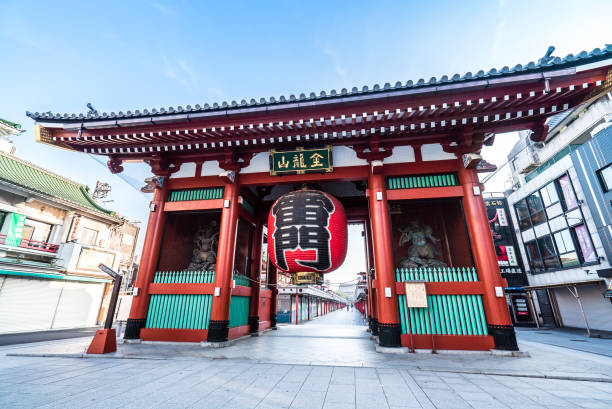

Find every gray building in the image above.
[506,94,612,333]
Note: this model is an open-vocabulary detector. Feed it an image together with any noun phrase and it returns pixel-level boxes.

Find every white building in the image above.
[506,95,612,333]
[0,125,139,333]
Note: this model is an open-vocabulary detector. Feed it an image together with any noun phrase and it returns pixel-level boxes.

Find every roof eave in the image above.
[32,68,576,131]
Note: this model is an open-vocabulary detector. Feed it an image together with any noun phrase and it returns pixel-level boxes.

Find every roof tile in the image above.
[0,152,116,216]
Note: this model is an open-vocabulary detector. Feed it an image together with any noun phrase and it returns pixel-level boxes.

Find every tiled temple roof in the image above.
[0,151,116,217]
[26,45,612,123]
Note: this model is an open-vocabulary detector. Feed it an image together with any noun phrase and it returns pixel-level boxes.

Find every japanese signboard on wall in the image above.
[485,198,528,286]
[269,146,333,175]
[1,213,26,246]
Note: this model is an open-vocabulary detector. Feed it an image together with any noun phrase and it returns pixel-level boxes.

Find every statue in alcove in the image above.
[186,221,219,271]
[398,220,447,268]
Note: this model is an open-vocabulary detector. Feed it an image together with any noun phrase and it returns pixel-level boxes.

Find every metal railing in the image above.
[0,234,59,253]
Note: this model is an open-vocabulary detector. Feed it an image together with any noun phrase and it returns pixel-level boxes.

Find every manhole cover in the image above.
[570,339,588,342]
[536,332,552,334]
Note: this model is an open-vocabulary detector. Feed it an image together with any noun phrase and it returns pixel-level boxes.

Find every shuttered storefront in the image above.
[0,275,106,333]
[552,282,612,332]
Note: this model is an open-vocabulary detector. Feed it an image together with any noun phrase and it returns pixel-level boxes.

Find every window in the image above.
[526,192,546,225]
[558,174,578,210]
[540,182,560,207]
[515,199,531,231]
[537,235,561,269]
[517,172,599,272]
[21,220,52,243]
[525,241,544,272]
[598,163,612,192]
[553,229,579,267]
[573,224,597,263]
[80,228,98,246]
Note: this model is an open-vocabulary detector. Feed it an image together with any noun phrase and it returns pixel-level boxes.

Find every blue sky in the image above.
[1,1,611,282]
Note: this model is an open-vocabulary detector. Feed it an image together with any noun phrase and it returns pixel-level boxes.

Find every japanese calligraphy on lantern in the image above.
[269,146,333,175]
[268,190,347,274]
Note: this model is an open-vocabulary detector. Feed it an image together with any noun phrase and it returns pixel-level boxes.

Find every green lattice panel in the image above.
[153,270,215,283]
[229,295,250,328]
[168,187,224,202]
[233,274,251,287]
[397,294,488,336]
[387,173,457,189]
[395,267,478,282]
[145,294,212,329]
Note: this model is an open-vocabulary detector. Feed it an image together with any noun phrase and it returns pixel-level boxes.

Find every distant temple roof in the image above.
[0,118,24,137]
[0,151,116,217]
[26,45,612,123]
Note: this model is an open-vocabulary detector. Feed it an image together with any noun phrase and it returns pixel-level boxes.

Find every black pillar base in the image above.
[488,324,519,351]
[378,322,401,347]
[248,316,259,334]
[124,318,146,339]
[208,320,230,343]
[367,316,372,332]
[371,318,379,336]
[270,313,277,329]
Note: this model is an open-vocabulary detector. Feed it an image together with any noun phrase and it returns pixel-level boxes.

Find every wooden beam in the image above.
[163,198,224,212]
[148,283,215,295]
[387,186,464,201]
[238,165,369,186]
[395,281,484,295]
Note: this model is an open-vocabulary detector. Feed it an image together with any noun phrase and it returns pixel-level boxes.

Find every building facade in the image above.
[0,132,139,333]
[28,45,612,350]
[506,94,612,332]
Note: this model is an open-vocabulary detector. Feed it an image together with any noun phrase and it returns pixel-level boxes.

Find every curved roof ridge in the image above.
[26,44,612,122]
[0,150,85,188]
[0,151,116,216]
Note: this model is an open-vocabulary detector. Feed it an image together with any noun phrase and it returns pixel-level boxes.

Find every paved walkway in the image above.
[516,327,612,358]
[2,310,612,408]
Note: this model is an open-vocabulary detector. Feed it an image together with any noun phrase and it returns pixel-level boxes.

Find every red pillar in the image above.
[457,161,518,350]
[269,265,278,329]
[364,218,378,335]
[124,185,168,339]
[208,180,240,342]
[248,221,263,334]
[295,293,299,324]
[368,169,401,347]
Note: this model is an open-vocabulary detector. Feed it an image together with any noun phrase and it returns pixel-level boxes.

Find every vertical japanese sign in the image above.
[2,213,26,246]
[269,146,333,175]
[485,198,527,286]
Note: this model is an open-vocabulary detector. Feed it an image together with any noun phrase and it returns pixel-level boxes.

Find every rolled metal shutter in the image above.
[52,281,105,329]
[0,276,63,333]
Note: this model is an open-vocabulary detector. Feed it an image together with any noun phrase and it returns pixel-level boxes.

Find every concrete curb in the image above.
[7,352,611,383]
[375,346,530,358]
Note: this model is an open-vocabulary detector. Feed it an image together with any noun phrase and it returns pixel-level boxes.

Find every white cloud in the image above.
[151,2,178,17]
[321,45,350,87]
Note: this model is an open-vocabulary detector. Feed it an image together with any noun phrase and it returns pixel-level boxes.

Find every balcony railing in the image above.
[0,234,59,253]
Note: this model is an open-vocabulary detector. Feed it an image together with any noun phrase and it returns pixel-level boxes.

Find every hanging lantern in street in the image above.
[268,189,347,274]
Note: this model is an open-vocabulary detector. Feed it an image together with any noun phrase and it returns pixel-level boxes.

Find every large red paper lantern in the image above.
[268,189,347,274]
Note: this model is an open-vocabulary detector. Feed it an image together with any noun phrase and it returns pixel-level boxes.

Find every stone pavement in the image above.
[515,327,612,358]
[2,310,612,408]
